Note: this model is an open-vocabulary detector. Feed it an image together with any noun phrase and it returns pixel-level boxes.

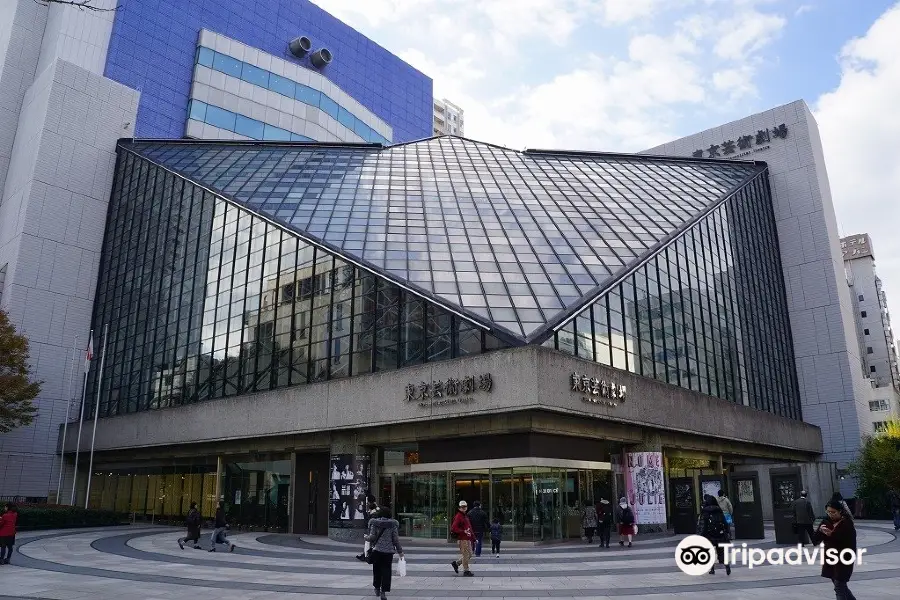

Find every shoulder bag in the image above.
[366,526,387,564]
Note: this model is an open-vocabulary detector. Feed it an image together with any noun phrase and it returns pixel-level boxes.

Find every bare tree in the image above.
[33,0,119,12]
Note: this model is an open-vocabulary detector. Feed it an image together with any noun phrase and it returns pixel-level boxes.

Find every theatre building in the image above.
[62,136,827,541]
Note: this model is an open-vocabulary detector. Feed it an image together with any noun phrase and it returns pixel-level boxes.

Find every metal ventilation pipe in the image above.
[310,48,333,68]
[289,36,312,58]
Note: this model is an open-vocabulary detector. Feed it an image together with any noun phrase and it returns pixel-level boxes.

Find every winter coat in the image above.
[791,497,815,525]
[581,505,598,528]
[888,490,900,509]
[365,517,403,555]
[490,522,502,541]
[697,504,730,543]
[185,508,201,534]
[716,496,733,516]
[451,511,474,541]
[467,506,489,534]
[596,503,613,527]
[812,516,856,582]
[0,511,17,537]
[214,507,227,529]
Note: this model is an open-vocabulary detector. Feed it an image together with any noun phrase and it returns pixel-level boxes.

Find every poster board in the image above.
[624,451,666,524]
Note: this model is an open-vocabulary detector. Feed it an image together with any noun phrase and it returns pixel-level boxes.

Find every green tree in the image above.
[849,419,900,518]
[0,310,41,433]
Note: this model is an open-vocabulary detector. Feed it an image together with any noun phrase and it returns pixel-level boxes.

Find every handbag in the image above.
[397,556,407,577]
[725,513,733,526]
[366,527,387,564]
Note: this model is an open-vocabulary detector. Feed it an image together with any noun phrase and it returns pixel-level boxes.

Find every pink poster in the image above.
[624,451,667,524]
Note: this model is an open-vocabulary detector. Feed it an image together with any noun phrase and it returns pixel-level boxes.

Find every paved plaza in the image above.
[0,523,897,599]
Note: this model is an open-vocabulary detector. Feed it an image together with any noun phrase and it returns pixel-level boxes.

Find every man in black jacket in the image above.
[888,488,900,530]
[791,490,816,545]
[467,501,490,557]
[209,501,235,552]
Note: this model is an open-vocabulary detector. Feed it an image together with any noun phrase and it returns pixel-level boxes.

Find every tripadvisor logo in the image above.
[674,535,867,576]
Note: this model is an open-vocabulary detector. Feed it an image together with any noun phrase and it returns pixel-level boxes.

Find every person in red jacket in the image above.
[450,500,475,576]
[0,502,18,565]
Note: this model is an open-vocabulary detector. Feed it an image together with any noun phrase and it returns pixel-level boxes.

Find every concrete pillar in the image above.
[215,456,224,502]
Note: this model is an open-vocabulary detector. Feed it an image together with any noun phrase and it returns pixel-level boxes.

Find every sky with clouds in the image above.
[315,0,900,332]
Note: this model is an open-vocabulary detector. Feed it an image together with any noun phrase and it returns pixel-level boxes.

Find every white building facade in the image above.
[433,98,464,136]
[841,233,900,432]
[644,100,872,495]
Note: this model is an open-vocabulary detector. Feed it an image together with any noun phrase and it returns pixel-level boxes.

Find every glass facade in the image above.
[88,138,799,421]
[382,466,612,541]
[552,173,801,418]
[136,139,760,340]
[87,150,502,417]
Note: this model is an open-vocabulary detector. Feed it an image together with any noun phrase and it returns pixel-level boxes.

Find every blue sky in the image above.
[316,0,900,324]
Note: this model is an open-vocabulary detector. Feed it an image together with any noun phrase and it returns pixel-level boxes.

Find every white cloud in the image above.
[310,0,789,153]
[815,3,900,325]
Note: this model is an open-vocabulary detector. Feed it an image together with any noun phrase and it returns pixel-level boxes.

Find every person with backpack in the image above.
[0,503,18,565]
[178,501,202,550]
[596,498,613,548]
[697,495,731,575]
[489,517,502,557]
[209,500,235,552]
[615,497,635,547]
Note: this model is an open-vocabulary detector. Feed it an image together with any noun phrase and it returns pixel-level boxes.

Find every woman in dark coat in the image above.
[697,495,731,575]
[813,499,858,600]
[178,501,202,550]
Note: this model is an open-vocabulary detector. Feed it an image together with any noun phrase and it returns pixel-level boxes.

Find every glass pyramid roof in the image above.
[127,137,762,341]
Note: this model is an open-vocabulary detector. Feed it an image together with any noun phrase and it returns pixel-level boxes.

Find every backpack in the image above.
[707,512,728,539]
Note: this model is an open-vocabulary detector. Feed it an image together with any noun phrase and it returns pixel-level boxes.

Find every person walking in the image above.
[209,501,235,552]
[450,500,475,576]
[489,517,502,557]
[581,499,598,543]
[365,507,404,600]
[178,501,203,550]
[813,499,858,600]
[791,490,816,545]
[615,497,635,547]
[0,503,18,565]
[467,501,489,557]
[357,494,380,561]
[596,498,612,548]
[716,489,734,538]
[697,495,731,575]
[887,487,900,531]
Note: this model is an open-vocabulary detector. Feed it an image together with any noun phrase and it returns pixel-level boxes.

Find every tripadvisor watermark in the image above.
[675,535,866,576]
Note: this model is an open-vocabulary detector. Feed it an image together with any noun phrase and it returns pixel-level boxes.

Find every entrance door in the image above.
[770,468,802,544]
[292,452,329,535]
[669,477,696,534]
[730,472,764,539]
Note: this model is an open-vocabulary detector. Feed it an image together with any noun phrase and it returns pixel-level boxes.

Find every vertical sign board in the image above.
[329,454,371,527]
[624,451,667,525]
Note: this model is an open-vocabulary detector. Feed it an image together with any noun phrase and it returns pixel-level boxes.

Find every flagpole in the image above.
[71,329,93,506]
[85,324,108,509]
[55,334,78,504]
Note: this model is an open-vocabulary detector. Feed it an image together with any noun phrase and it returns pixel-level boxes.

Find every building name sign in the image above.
[692,124,788,160]
[841,235,873,260]
[405,373,493,408]
[570,371,627,407]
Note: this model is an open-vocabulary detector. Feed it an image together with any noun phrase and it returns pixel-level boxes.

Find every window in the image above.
[864,328,870,335]
[0,263,6,305]
[858,294,865,302]
[870,365,877,373]
[861,311,867,318]
[867,346,874,354]
[869,399,889,412]
[874,421,888,433]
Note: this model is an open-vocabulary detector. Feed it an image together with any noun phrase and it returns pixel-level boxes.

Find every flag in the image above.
[84,333,94,374]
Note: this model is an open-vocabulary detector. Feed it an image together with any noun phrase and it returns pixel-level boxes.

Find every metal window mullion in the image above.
[183,187,209,404]
[136,164,163,411]
[688,224,713,397]
[232,212,253,394]
[663,247,682,389]
[216,202,239,398]
[251,221,271,392]
[161,176,188,406]
[150,172,179,407]
[672,242,693,392]
[709,206,738,402]
[731,185,764,410]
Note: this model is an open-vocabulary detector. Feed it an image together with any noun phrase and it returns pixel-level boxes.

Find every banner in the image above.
[329,454,370,527]
[624,451,666,524]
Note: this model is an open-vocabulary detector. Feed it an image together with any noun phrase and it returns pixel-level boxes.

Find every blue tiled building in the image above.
[104,0,433,142]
